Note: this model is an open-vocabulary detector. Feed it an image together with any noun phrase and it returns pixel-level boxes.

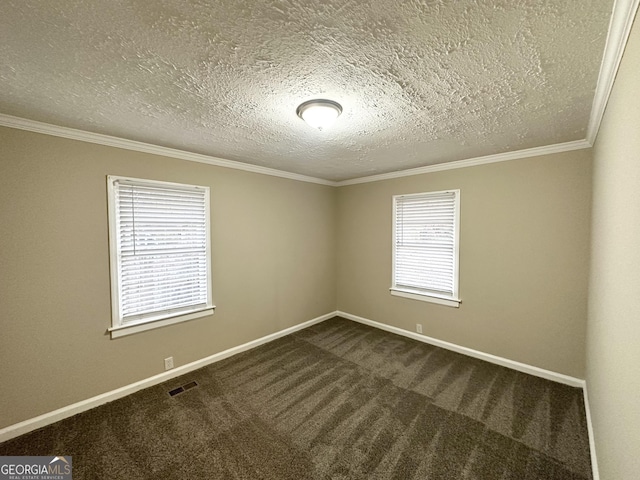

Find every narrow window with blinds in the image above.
[107,176,214,338]
[391,190,461,308]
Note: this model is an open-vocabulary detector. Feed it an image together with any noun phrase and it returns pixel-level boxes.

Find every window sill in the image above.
[109,307,215,339]
[390,288,460,308]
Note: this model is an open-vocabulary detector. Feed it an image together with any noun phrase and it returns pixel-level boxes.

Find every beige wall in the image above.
[588,14,640,480]
[0,127,337,428]
[337,150,592,378]
[0,106,599,432]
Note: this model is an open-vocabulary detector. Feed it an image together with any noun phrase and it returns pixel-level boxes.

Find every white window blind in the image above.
[392,190,460,306]
[107,176,213,331]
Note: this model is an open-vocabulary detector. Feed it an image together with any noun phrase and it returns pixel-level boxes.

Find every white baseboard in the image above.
[336,311,599,478]
[0,311,337,443]
[582,384,600,480]
[2,308,598,478]
[336,311,585,388]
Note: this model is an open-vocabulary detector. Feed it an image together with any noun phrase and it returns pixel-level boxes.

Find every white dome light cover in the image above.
[296,99,342,130]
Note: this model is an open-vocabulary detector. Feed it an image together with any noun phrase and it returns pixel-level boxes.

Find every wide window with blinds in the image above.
[107,176,214,338]
[391,190,461,307]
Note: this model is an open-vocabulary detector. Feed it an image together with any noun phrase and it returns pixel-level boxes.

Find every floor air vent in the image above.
[168,381,198,397]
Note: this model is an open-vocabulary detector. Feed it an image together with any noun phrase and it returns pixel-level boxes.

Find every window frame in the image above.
[390,189,461,308]
[106,175,214,338]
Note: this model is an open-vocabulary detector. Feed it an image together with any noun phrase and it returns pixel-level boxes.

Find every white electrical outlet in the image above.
[416,324,422,334]
[164,357,174,371]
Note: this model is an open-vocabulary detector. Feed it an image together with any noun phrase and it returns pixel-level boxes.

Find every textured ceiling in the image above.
[0,0,613,181]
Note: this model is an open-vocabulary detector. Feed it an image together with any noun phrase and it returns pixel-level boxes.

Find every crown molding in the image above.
[586,0,640,144]
[0,1,634,188]
[0,114,335,187]
[337,0,638,186]
[0,113,592,188]
[6,0,635,192]
[335,139,592,186]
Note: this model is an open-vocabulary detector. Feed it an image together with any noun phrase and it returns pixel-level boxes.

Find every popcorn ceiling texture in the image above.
[0,0,612,181]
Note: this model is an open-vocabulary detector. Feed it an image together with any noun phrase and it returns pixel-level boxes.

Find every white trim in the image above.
[0,309,593,448]
[586,0,640,144]
[109,307,215,339]
[336,140,591,186]
[391,189,461,307]
[0,113,591,187]
[0,114,334,187]
[0,311,337,443]
[336,311,585,387]
[106,175,214,336]
[338,0,640,188]
[583,383,601,480]
[0,0,636,189]
[390,289,461,307]
[106,176,120,332]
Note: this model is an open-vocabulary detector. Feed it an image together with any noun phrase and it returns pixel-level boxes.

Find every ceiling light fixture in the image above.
[296,99,342,130]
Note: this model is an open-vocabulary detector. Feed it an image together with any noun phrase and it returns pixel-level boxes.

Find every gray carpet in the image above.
[0,317,592,479]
